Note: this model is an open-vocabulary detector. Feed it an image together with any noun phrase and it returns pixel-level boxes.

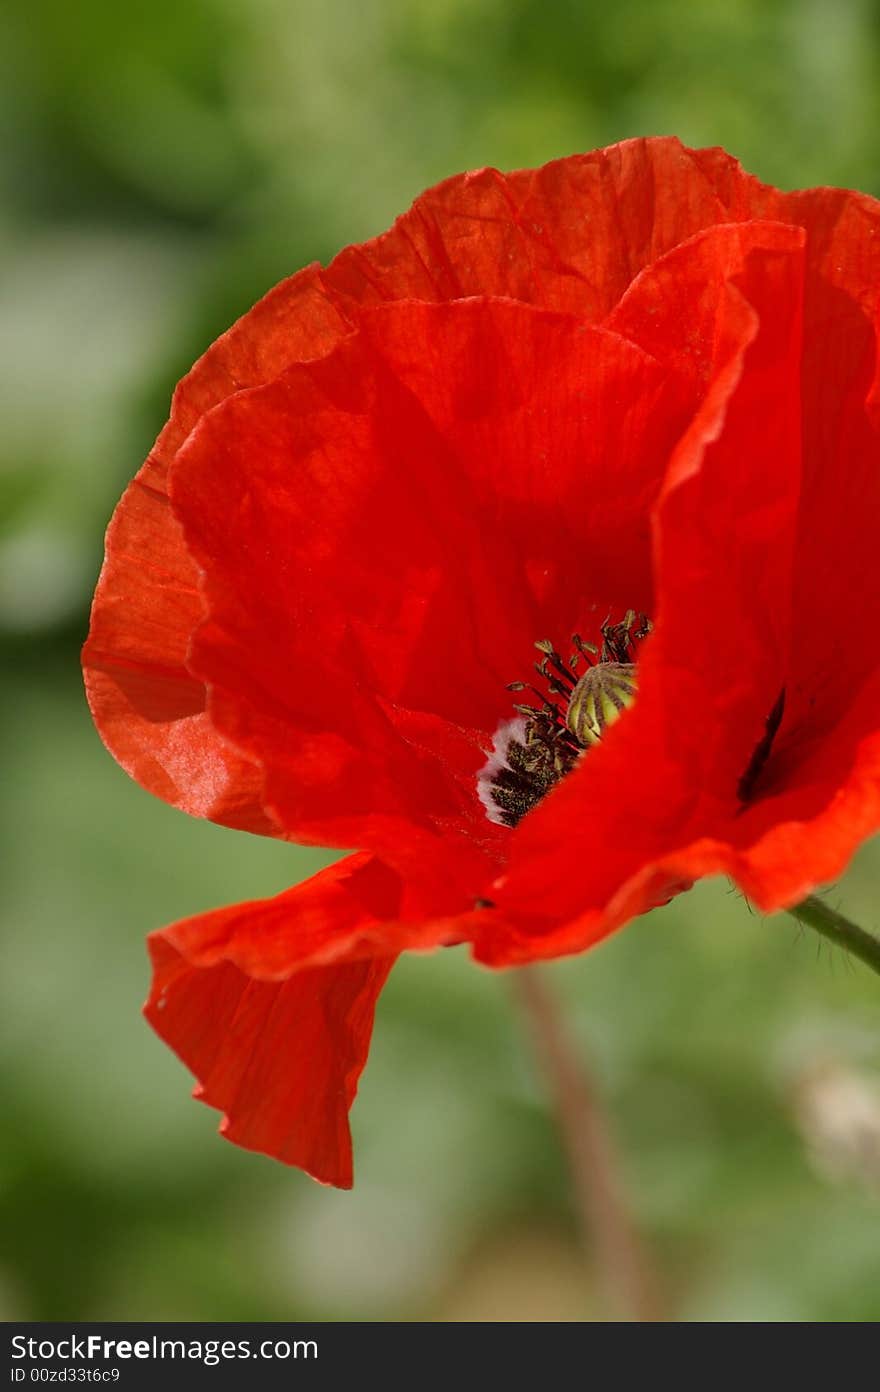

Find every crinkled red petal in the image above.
[477,222,809,961]
[167,298,691,877]
[143,852,443,1186]
[83,266,354,832]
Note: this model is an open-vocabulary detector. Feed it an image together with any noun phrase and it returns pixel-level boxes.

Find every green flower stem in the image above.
[514,964,660,1322]
[789,895,880,976]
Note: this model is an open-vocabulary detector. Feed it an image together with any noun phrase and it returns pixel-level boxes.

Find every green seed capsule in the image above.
[565,661,637,747]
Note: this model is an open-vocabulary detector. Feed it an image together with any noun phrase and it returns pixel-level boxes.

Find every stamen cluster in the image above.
[478,612,650,827]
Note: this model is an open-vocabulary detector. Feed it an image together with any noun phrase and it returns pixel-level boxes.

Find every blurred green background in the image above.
[2,0,880,1323]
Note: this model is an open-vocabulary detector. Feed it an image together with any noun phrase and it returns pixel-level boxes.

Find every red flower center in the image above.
[477,610,651,827]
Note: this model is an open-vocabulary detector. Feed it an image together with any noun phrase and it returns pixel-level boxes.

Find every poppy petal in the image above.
[144,852,410,1186]
[324,137,750,319]
[168,298,691,866]
[83,266,355,833]
[477,223,808,961]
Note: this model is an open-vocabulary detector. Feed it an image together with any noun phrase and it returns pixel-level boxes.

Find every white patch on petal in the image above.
[476,716,528,825]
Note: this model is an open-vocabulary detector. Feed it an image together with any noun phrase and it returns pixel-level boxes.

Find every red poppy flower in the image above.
[83,137,880,1187]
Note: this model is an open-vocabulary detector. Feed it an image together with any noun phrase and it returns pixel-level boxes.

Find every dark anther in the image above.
[599,609,645,664]
[474,897,496,910]
[738,687,786,804]
[534,639,579,688]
